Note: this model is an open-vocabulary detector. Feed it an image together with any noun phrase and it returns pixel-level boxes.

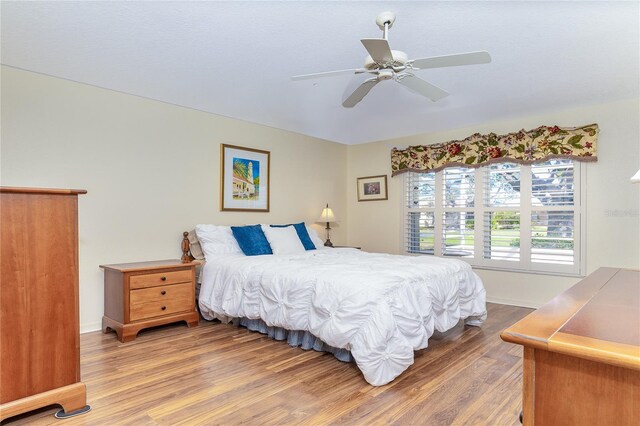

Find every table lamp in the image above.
[317,203,338,247]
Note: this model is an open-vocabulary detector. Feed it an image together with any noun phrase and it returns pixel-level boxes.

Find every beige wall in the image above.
[346,98,640,307]
[0,66,347,332]
[3,65,639,329]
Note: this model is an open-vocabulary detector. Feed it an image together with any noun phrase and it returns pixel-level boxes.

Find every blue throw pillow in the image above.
[270,222,316,251]
[231,225,273,256]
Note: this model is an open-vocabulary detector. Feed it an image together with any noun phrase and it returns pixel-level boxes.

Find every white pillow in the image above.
[261,225,306,255]
[195,224,243,260]
[306,226,328,250]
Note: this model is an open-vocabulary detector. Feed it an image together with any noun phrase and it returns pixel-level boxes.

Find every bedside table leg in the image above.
[120,331,137,343]
[186,311,199,328]
[102,316,128,342]
[120,324,141,342]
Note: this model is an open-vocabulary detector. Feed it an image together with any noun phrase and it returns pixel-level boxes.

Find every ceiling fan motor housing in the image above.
[364,50,409,70]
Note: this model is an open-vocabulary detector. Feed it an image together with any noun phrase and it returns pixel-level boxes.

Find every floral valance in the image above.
[391,124,598,176]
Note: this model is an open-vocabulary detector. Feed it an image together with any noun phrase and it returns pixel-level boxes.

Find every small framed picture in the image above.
[220,144,270,212]
[357,175,388,202]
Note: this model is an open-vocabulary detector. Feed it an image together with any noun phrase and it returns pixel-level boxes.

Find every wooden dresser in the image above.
[100,260,199,342]
[501,268,640,425]
[0,187,90,421]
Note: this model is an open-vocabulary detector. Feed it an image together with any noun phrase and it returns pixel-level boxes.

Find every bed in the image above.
[184,225,487,386]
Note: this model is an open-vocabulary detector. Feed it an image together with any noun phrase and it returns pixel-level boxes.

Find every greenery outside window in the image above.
[404,160,584,275]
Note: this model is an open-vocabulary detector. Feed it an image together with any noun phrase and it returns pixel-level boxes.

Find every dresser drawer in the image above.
[129,282,193,321]
[130,269,192,289]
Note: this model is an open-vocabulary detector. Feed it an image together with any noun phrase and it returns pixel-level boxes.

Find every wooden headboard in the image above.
[181,231,195,263]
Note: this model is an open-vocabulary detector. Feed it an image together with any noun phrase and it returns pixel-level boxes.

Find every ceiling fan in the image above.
[291,11,492,108]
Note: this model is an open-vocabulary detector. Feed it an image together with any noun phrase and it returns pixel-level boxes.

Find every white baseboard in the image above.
[80,322,102,334]
[486,296,540,309]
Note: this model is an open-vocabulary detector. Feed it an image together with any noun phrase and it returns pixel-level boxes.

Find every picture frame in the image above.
[357,175,388,202]
[220,144,270,212]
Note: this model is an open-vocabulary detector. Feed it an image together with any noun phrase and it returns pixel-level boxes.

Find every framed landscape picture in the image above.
[220,144,270,212]
[357,175,388,202]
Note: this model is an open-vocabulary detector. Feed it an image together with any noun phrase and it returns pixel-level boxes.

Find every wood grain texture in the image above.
[521,347,535,426]
[547,332,640,371]
[101,261,197,343]
[100,259,198,273]
[130,269,193,289]
[1,192,81,403]
[534,350,639,425]
[500,267,620,351]
[0,384,87,421]
[0,187,87,195]
[129,282,194,321]
[559,269,640,347]
[502,268,640,370]
[102,270,124,323]
[2,303,530,425]
[502,268,640,426]
[0,188,87,421]
[102,312,199,343]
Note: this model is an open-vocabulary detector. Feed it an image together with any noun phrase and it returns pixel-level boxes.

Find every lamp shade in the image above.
[632,168,640,184]
[317,205,338,223]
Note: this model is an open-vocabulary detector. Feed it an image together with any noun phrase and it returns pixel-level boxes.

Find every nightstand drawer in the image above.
[129,282,193,321]
[130,269,192,289]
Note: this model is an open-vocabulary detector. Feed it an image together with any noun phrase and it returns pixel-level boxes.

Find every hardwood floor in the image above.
[2,303,531,426]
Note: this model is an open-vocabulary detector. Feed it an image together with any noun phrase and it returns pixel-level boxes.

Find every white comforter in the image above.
[199,248,487,386]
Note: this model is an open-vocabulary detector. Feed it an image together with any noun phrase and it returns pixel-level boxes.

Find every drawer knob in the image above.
[161,276,167,281]
[161,291,166,295]
[161,306,167,311]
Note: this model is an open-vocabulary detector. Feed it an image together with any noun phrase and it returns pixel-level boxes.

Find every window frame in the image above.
[402,161,586,277]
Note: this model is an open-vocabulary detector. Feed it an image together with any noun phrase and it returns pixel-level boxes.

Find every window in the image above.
[404,160,584,275]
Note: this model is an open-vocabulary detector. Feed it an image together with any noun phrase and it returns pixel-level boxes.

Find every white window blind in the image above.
[442,168,475,258]
[404,160,583,275]
[530,160,577,267]
[405,172,435,254]
[483,163,521,262]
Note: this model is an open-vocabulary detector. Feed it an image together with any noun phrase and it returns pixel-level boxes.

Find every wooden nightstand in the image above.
[100,260,199,342]
[332,246,362,249]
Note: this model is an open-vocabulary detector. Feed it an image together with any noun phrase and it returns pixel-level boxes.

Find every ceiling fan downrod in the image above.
[376,11,396,41]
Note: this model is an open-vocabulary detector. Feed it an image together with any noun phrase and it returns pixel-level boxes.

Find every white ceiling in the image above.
[2,1,638,145]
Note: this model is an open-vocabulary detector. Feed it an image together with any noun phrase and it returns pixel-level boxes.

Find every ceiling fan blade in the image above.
[291,68,371,81]
[361,38,393,64]
[342,77,379,108]
[411,51,492,70]
[397,74,449,102]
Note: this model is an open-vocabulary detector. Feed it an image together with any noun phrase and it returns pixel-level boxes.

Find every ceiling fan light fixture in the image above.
[377,69,394,80]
